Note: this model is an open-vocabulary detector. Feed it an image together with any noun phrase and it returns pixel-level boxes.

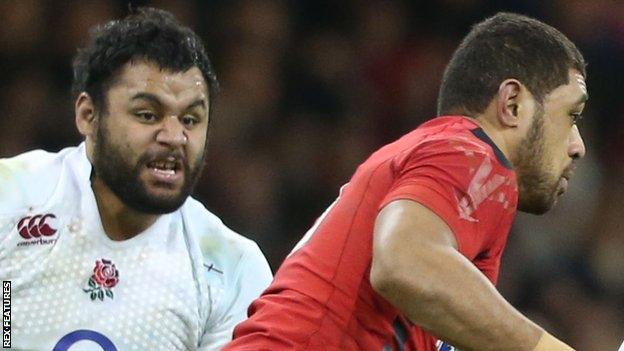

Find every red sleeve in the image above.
[380,139,513,261]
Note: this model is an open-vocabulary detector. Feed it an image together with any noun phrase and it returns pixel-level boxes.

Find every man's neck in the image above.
[469,115,516,167]
[91,178,159,241]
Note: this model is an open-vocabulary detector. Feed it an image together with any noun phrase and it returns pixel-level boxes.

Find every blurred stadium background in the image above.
[0,0,622,349]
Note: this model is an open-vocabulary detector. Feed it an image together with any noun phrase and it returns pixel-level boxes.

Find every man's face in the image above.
[92,60,210,214]
[515,69,587,214]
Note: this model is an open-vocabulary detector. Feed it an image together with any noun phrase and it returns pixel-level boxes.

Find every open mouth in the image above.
[146,157,183,183]
[148,158,179,174]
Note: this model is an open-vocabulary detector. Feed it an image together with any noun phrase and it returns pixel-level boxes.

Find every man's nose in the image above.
[156,115,188,147]
[568,124,586,160]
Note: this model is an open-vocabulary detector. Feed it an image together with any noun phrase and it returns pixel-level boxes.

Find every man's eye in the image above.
[571,113,583,124]
[136,112,157,122]
[182,115,199,126]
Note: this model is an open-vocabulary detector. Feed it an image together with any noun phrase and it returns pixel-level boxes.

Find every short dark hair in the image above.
[437,12,586,116]
[72,7,219,116]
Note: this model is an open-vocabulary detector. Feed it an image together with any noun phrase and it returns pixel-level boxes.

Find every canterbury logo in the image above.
[17,214,58,239]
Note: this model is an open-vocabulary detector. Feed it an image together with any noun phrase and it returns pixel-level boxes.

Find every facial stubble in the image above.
[92,117,206,215]
[514,106,561,215]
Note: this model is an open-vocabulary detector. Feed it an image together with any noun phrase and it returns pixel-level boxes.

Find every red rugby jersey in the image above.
[225,116,518,351]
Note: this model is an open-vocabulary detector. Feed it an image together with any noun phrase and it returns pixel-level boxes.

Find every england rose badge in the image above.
[83,259,119,301]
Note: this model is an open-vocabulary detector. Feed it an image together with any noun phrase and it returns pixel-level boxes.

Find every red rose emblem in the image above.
[84,258,119,301]
[93,259,119,288]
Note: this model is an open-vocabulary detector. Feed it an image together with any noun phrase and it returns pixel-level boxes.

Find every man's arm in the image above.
[370,199,572,351]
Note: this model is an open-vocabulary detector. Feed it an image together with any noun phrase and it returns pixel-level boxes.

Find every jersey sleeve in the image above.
[198,243,273,350]
[380,139,511,260]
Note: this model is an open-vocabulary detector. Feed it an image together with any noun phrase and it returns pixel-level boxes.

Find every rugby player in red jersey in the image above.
[224,12,587,351]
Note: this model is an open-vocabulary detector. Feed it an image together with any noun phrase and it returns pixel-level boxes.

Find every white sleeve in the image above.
[198,243,272,351]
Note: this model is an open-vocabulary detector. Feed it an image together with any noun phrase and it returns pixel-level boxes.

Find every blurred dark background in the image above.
[0,0,622,349]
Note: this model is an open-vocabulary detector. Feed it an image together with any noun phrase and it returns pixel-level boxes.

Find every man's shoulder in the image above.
[180,198,266,269]
[398,117,509,170]
[180,198,272,301]
[365,116,485,165]
[0,147,78,214]
[0,148,64,177]
[416,117,490,152]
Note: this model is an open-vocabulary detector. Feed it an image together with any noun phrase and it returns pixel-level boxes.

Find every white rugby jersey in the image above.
[0,144,272,351]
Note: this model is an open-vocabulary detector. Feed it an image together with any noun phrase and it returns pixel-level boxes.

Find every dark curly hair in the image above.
[72,7,219,117]
[437,12,585,116]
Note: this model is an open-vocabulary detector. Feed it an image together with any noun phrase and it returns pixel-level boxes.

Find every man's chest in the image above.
[0,213,204,351]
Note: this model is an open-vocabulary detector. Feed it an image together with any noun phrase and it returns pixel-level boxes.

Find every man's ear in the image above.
[497,79,522,128]
[75,93,97,138]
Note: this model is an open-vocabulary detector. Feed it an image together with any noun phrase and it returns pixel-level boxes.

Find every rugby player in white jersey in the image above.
[0,7,272,351]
